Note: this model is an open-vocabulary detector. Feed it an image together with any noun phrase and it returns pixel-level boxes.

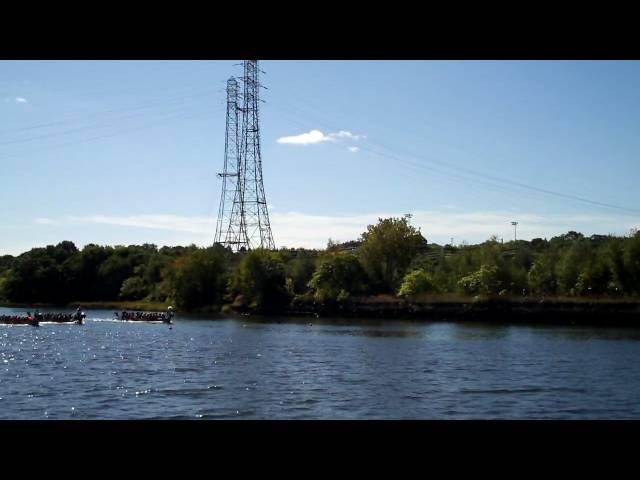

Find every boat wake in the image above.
[89,318,169,324]
[39,321,78,326]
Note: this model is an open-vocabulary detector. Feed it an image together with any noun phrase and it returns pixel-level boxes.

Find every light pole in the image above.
[511,221,518,242]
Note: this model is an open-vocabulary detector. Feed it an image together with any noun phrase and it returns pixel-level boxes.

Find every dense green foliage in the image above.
[2,219,640,311]
[359,217,426,292]
[0,255,14,302]
[308,253,368,301]
[398,269,436,297]
[229,249,290,312]
[165,246,229,310]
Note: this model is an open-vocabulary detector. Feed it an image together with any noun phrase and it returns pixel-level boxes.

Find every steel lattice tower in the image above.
[214,60,275,251]
[214,77,242,247]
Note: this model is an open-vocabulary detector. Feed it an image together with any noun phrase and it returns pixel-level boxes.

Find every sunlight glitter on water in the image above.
[1,307,640,419]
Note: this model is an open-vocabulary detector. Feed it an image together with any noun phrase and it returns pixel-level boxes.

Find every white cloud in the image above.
[33,214,215,235]
[15,97,27,103]
[277,130,332,145]
[277,129,364,146]
[348,146,360,153]
[330,131,363,141]
[71,214,215,234]
[268,210,640,248]
[31,210,640,251]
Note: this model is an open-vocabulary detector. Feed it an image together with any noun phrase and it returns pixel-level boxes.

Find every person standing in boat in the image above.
[165,306,174,323]
[75,305,85,323]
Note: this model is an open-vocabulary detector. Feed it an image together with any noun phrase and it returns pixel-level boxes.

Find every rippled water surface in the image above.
[2,306,640,419]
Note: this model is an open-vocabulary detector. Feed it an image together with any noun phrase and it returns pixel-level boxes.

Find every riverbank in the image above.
[283,295,640,326]
[4,295,640,326]
[0,300,171,312]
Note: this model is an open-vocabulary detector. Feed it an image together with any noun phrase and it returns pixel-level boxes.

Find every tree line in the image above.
[1,218,640,311]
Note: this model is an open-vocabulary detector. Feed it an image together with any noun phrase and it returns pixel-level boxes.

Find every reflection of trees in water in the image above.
[449,322,640,342]
[318,328,422,338]
[533,326,640,342]
[311,322,430,416]
[450,323,511,341]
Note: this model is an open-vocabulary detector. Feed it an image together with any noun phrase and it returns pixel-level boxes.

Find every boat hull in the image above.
[0,319,82,326]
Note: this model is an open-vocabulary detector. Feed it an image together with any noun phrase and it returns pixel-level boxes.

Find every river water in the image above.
[1,306,640,419]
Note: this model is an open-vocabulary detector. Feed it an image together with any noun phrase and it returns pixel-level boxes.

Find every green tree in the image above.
[574,265,610,296]
[0,255,14,302]
[0,255,15,273]
[308,253,368,301]
[358,217,426,293]
[398,269,436,297]
[169,246,228,310]
[457,264,500,295]
[606,238,627,294]
[623,231,640,294]
[168,246,228,310]
[62,244,112,300]
[119,276,148,300]
[556,239,592,295]
[285,250,317,294]
[0,272,8,302]
[97,251,134,300]
[3,242,77,303]
[528,252,558,295]
[139,253,174,301]
[230,249,289,312]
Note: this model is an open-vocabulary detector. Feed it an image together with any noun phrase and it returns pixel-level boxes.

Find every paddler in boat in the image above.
[27,311,39,327]
[75,305,85,324]
[165,306,174,324]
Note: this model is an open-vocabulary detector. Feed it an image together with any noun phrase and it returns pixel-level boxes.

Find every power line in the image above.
[0,107,216,161]
[269,103,577,204]
[0,91,218,147]
[0,86,220,137]
[272,97,640,215]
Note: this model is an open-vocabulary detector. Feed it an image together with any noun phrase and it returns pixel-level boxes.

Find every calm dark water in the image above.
[1,306,640,419]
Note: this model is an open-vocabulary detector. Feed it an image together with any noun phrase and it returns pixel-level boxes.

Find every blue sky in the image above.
[1,60,640,255]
